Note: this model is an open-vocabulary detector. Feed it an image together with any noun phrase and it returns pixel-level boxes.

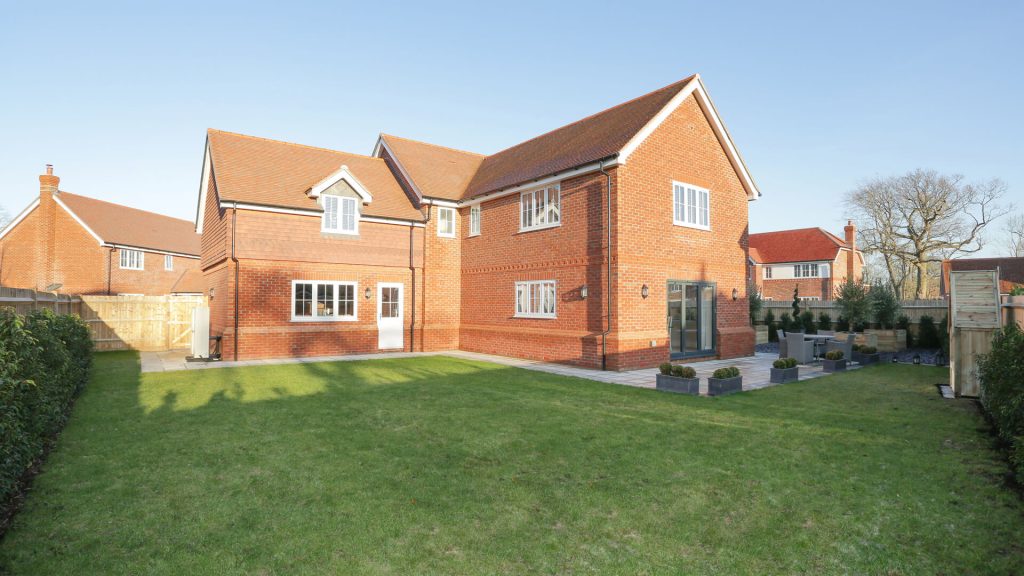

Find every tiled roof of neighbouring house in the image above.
[207,129,425,222]
[58,192,201,256]
[942,257,1024,295]
[748,228,851,264]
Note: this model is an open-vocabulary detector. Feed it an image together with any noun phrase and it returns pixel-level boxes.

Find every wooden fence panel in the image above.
[754,299,948,325]
[79,295,206,351]
[949,270,1001,397]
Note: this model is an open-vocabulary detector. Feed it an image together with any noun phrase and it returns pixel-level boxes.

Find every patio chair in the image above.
[827,333,855,361]
[786,332,815,364]
[778,330,788,357]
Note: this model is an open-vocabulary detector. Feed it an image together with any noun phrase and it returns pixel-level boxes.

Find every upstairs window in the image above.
[672,182,710,230]
[437,207,455,238]
[322,195,358,235]
[164,255,174,271]
[515,280,557,318]
[292,280,357,321]
[120,249,144,270]
[763,266,772,279]
[469,205,481,236]
[520,185,560,231]
[794,263,820,278]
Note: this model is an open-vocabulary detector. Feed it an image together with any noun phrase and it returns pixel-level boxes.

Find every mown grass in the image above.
[1,352,1021,574]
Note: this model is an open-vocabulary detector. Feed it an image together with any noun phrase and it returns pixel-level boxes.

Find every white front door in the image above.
[377,283,404,350]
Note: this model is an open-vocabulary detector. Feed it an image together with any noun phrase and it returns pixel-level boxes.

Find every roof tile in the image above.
[58,192,200,255]
[749,228,849,264]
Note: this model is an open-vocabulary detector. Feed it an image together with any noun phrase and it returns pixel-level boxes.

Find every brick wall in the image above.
[0,206,41,290]
[108,249,200,295]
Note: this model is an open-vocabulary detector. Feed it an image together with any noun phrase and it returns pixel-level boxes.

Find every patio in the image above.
[141,349,858,394]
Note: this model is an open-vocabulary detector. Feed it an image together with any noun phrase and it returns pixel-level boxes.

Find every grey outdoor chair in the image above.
[786,332,815,364]
[778,329,788,357]
[827,333,856,360]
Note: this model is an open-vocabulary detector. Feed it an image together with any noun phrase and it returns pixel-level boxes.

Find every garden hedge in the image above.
[0,308,92,507]
[977,324,1024,480]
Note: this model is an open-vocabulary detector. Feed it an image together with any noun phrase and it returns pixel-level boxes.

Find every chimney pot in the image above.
[46,164,53,175]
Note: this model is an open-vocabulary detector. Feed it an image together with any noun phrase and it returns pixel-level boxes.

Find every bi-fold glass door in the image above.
[667,281,716,358]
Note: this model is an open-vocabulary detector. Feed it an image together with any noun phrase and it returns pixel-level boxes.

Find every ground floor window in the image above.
[292,280,357,321]
[667,280,716,358]
[515,280,557,318]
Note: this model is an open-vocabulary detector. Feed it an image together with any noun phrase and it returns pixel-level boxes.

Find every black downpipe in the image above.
[419,204,432,350]
[599,160,613,371]
[107,246,115,295]
[408,222,416,352]
[231,203,239,361]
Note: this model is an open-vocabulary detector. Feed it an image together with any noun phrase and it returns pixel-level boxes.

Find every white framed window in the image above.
[794,263,820,278]
[437,207,455,238]
[164,255,173,271]
[120,249,144,270]
[798,296,821,302]
[514,280,557,318]
[672,181,710,230]
[322,195,358,235]
[469,205,481,236]
[519,184,561,232]
[763,266,772,279]
[291,280,357,322]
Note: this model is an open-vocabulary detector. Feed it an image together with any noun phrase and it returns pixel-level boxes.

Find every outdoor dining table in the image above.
[803,334,833,359]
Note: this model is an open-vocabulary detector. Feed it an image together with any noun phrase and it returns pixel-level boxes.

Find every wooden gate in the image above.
[949,270,1001,397]
[79,295,207,351]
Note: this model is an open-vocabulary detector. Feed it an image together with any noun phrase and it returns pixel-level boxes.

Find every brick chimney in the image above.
[844,220,856,281]
[36,164,60,291]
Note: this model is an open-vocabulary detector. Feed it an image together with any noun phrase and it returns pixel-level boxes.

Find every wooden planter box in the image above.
[707,376,742,396]
[755,325,769,345]
[864,329,907,352]
[655,374,700,395]
[769,366,799,384]
[853,351,880,365]
[822,358,847,372]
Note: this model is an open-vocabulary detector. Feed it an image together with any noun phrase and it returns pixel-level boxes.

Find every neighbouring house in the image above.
[941,257,1024,297]
[196,74,761,369]
[0,166,201,296]
[748,222,864,302]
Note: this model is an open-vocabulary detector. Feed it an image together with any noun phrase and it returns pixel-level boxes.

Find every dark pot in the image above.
[770,366,799,384]
[707,376,742,396]
[656,374,700,395]
[823,358,847,373]
[855,352,880,365]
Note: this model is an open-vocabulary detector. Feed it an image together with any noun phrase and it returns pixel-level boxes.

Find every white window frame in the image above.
[672,181,711,231]
[519,184,561,232]
[290,280,358,322]
[469,205,481,237]
[437,207,456,238]
[164,254,174,271]
[794,263,820,278]
[763,266,772,279]
[120,249,144,270]
[321,194,359,235]
[798,296,821,302]
[514,280,557,319]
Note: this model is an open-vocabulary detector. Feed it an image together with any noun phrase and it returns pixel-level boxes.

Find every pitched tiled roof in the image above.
[378,134,484,202]
[463,75,697,199]
[207,129,424,222]
[58,192,201,256]
[171,268,205,294]
[943,257,1024,295]
[749,228,850,264]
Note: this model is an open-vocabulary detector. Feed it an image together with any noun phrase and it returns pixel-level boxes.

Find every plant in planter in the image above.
[854,345,880,364]
[770,357,799,383]
[822,349,847,372]
[817,312,832,332]
[708,366,742,396]
[800,310,817,334]
[765,310,778,342]
[656,363,699,395]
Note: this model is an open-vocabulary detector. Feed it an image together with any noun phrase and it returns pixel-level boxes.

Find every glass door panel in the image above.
[667,280,716,358]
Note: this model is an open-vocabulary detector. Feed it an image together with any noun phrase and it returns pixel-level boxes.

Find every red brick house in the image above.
[749,223,864,302]
[0,166,201,296]
[197,74,761,369]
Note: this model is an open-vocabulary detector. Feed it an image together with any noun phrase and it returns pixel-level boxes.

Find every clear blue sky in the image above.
[1,0,1021,245]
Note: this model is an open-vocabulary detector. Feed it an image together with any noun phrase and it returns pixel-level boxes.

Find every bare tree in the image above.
[1005,212,1024,257]
[845,169,1010,299]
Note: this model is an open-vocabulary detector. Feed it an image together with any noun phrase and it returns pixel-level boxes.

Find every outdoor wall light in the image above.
[364,287,372,300]
[913,354,921,365]
[641,284,649,299]
[580,284,588,300]
[732,288,739,301]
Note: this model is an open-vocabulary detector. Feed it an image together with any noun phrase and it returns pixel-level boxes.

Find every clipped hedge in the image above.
[712,367,740,379]
[977,324,1024,480]
[0,308,92,506]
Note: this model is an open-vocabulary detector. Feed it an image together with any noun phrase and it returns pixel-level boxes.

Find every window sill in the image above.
[437,233,456,239]
[513,314,557,320]
[518,222,561,234]
[290,316,358,323]
[120,267,144,271]
[468,232,480,238]
[672,221,711,231]
[321,229,359,238]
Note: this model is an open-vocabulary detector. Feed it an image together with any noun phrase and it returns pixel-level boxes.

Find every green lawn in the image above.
[1,353,1022,575]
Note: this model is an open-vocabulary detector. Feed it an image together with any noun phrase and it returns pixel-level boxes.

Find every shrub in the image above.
[937,314,950,357]
[678,366,696,379]
[851,343,862,352]
[918,315,940,348]
[869,284,900,329]
[977,324,1024,480]
[836,315,850,332]
[859,346,877,355]
[0,308,92,508]
[748,282,763,326]
[824,350,844,361]
[834,279,871,330]
[659,363,672,375]
[712,367,740,379]
[773,358,798,369]
[779,313,792,333]
[1010,286,1024,296]
[800,310,816,334]
[765,310,778,342]
[817,312,832,332]
[896,314,912,348]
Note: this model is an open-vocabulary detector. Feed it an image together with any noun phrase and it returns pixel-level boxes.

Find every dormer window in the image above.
[322,194,358,235]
